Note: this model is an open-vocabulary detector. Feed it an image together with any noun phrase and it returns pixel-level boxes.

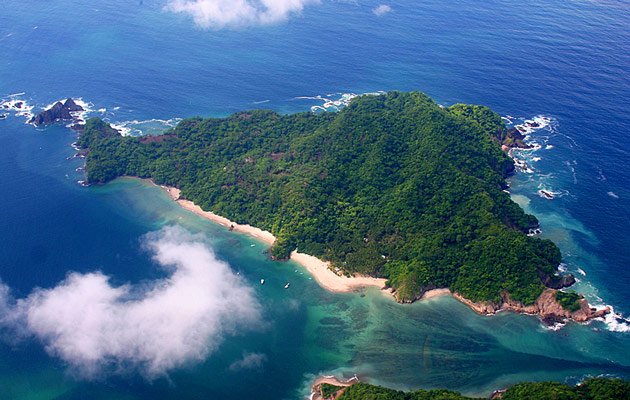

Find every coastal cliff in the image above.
[453,288,608,323]
[387,285,607,323]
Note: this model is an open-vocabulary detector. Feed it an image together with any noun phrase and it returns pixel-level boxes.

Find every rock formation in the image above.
[540,273,576,289]
[29,98,84,125]
[454,289,609,323]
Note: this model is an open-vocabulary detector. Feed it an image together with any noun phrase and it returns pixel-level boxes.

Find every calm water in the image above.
[0,0,628,398]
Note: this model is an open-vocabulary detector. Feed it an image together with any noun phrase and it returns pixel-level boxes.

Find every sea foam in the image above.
[597,305,630,333]
[110,118,182,137]
[296,91,386,113]
[0,94,35,123]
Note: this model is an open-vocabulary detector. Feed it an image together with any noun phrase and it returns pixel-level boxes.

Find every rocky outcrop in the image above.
[499,127,532,150]
[453,289,609,324]
[29,98,83,125]
[62,98,83,112]
[540,273,576,289]
[70,123,85,132]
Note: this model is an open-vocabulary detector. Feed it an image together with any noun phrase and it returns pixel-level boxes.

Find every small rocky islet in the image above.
[29,98,84,126]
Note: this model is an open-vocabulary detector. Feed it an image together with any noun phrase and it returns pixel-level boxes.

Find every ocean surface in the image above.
[0,0,629,398]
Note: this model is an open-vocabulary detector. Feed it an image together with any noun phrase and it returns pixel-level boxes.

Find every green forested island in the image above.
[80,91,569,305]
[314,378,630,400]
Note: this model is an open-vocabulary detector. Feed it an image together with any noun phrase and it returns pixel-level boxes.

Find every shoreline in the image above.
[156,180,606,323]
[310,375,359,400]
[453,289,609,323]
[162,184,390,295]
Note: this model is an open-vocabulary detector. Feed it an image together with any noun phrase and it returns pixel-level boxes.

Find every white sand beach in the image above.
[163,185,388,294]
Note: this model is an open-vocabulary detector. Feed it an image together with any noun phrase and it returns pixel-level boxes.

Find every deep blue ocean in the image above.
[0,0,628,399]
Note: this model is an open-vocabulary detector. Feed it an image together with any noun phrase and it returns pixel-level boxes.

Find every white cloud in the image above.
[372,4,391,16]
[228,351,267,371]
[0,226,262,378]
[165,0,320,29]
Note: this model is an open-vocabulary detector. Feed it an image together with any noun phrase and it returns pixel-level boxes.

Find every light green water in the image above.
[109,178,630,398]
[0,172,627,400]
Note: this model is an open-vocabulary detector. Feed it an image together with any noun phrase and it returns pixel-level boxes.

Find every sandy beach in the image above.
[163,183,454,302]
[163,185,389,294]
[420,288,452,300]
[166,187,277,246]
[290,251,388,293]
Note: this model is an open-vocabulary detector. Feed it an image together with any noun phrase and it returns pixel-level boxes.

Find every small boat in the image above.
[284,282,290,289]
[260,279,265,285]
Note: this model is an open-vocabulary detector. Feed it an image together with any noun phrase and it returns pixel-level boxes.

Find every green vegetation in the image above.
[501,382,580,400]
[555,291,582,312]
[320,383,344,398]
[80,91,564,303]
[333,379,629,400]
[337,383,475,400]
[577,377,630,400]
[449,104,530,149]
[502,378,630,400]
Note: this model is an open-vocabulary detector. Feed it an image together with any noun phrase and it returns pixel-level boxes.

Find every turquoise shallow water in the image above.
[0,0,629,398]
[0,119,627,400]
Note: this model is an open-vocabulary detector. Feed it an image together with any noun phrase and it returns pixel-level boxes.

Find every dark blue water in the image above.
[0,0,628,398]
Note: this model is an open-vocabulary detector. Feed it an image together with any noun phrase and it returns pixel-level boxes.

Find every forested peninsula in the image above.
[78,91,603,320]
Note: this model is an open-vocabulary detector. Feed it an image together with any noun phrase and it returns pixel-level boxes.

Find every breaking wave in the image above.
[295,91,386,113]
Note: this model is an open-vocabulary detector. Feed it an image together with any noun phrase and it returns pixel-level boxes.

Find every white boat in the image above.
[284,282,290,289]
[260,279,265,285]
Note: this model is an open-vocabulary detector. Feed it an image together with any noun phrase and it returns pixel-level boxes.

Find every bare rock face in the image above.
[454,289,609,324]
[499,127,533,150]
[62,98,84,112]
[540,273,576,289]
[521,289,609,323]
[29,98,84,125]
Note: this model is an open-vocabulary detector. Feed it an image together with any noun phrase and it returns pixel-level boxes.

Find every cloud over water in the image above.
[0,226,262,378]
[166,0,320,29]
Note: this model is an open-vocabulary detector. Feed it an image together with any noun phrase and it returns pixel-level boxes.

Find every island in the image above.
[311,376,630,400]
[76,91,606,323]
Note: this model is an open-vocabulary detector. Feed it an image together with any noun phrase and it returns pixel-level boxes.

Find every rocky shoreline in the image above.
[389,285,608,325]
[311,376,358,400]
[453,288,609,324]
